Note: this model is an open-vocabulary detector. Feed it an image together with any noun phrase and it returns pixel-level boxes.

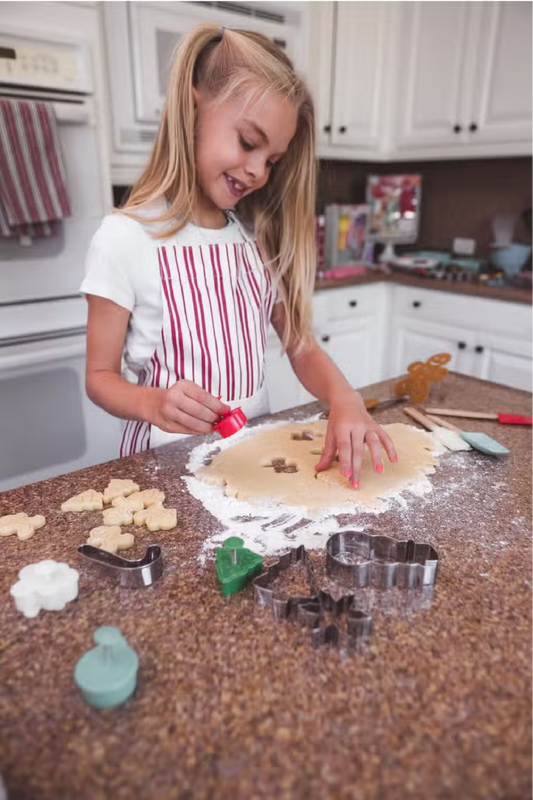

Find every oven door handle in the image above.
[0,327,87,373]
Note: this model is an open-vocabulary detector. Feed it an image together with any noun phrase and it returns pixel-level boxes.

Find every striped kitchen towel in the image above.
[0,98,71,239]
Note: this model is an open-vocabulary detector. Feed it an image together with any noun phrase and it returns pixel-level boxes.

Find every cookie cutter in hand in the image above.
[77,544,164,588]
[326,531,439,590]
[252,545,373,650]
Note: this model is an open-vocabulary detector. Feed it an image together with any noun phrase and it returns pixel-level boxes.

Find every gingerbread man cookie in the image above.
[103,479,140,505]
[86,526,134,554]
[0,513,46,542]
[133,506,177,532]
[102,507,134,526]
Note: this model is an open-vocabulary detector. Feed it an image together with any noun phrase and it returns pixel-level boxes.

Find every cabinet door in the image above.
[264,334,301,413]
[318,317,376,390]
[472,334,532,392]
[302,2,335,149]
[390,318,475,377]
[394,1,471,150]
[467,2,532,146]
[330,2,388,149]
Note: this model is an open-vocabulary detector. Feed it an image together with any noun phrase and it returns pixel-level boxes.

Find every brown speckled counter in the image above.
[1,374,531,799]
[315,271,533,305]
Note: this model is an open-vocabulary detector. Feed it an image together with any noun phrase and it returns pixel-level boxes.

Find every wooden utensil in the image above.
[426,414,510,457]
[403,407,471,451]
[425,407,532,425]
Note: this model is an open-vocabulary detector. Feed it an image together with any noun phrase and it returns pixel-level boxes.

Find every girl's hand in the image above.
[314,391,398,488]
[149,380,230,435]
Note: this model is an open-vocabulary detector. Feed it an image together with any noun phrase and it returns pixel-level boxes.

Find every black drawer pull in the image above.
[349,300,357,308]
[469,123,478,132]
[453,124,462,133]
[323,124,331,133]
[321,335,330,343]
[475,345,484,354]
[412,301,422,308]
[457,341,467,350]
[338,125,347,134]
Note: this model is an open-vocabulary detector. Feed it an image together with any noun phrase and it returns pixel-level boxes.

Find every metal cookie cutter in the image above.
[77,544,164,588]
[326,531,439,590]
[298,591,373,650]
[253,545,318,620]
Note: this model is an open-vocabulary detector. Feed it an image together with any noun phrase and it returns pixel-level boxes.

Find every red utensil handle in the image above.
[498,414,532,425]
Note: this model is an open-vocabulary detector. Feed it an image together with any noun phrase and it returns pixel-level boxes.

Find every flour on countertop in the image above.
[184,415,445,562]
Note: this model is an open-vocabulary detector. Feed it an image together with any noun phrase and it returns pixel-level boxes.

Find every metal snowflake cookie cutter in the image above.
[252,545,318,621]
[297,591,373,650]
[77,544,164,588]
[326,531,439,590]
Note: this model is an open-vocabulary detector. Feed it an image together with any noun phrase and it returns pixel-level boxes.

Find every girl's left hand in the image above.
[314,391,398,489]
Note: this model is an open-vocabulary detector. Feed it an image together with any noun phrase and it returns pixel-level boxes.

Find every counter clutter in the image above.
[0,373,531,799]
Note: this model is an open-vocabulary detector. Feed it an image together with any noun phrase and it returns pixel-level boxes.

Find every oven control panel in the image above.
[0,36,92,93]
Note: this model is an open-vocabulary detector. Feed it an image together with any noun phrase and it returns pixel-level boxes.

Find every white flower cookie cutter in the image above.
[10,560,79,619]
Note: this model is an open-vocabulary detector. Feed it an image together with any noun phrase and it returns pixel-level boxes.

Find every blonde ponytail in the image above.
[123,23,316,346]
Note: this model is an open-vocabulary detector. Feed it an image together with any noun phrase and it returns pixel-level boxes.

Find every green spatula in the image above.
[426,414,509,456]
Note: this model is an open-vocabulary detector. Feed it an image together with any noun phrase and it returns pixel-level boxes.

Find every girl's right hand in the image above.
[149,380,231,435]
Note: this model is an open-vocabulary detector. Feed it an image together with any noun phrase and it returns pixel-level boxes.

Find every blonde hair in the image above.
[123,23,316,347]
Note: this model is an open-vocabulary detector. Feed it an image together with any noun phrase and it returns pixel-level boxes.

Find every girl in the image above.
[82,24,397,488]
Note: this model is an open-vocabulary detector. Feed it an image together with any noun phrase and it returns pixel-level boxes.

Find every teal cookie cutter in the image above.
[74,626,139,709]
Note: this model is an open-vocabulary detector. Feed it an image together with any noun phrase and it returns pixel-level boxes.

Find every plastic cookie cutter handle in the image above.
[77,544,164,588]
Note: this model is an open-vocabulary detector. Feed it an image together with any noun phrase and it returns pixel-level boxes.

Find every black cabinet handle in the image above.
[321,335,330,343]
[453,124,462,133]
[339,125,347,134]
[475,345,484,354]
[469,123,478,132]
[457,341,467,350]
[349,300,357,308]
[323,124,331,133]
[412,300,422,308]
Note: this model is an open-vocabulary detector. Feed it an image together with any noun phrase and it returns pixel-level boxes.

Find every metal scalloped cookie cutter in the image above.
[252,545,373,650]
[77,544,164,588]
[326,531,439,590]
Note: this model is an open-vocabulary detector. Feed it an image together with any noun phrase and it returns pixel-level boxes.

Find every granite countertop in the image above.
[315,270,533,304]
[1,374,531,799]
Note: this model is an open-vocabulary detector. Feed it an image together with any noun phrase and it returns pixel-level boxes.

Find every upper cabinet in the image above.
[102,0,532,182]
[392,1,532,158]
[306,1,394,160]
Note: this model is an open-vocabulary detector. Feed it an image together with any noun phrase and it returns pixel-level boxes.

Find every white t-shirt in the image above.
[80,204,256,379]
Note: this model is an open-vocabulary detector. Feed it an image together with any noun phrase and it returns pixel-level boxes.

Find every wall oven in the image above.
[0,14,122,492]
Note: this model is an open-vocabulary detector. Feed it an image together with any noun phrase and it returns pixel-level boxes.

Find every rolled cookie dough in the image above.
[195,421,438,513]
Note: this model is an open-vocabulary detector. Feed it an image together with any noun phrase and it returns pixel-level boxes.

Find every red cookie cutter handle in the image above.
[213,407,247,438]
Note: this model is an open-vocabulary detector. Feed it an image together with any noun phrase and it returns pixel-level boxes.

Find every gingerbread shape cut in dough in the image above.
[61,490,103,513]
[133,506,177,532]
[86,525,134,554]
[103,479,140,504]
[102,507,134,526]
[111,489,165,511]
[0,512,46,542]
[196,422,438,514]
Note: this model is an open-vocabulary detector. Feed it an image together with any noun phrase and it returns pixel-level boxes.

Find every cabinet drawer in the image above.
[393,286,532,340]
[313,283,386,324]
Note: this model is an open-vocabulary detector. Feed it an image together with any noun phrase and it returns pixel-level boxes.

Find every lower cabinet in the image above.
[265,283,532,413]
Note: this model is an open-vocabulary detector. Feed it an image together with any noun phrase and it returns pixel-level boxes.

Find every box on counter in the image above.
[324,204,374,273]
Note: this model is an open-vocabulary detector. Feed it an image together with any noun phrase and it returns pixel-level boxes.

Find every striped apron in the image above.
[120,216,276,456]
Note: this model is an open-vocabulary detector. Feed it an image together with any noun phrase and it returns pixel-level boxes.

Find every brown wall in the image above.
[317,156,532,257]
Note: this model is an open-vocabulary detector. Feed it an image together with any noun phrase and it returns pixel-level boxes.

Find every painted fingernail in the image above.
[351,480,359,490]
[375,464,384,473]
[342,469,351,478]
[392,455,399,463]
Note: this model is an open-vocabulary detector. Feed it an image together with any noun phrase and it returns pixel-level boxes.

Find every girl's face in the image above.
[193,87,297,215]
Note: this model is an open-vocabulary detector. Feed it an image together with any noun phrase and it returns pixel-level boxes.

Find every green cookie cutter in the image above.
[215,537,263,597]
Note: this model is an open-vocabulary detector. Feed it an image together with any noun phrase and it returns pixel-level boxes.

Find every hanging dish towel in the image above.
[0,98,71,241]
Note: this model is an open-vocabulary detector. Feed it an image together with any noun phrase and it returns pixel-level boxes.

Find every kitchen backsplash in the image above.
[317,157,532,257]
[113,157,532,259]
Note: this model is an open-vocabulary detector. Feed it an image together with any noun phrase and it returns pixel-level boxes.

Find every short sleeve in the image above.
[80,215,137,312]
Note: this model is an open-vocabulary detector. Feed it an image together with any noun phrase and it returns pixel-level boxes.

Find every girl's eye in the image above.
[239,135,255,152]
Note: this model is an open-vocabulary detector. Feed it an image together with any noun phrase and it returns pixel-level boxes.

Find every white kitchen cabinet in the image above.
[389,317,476,377]
[471,334,532,392]
[305,1,393,159]
[392,1,532,158]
